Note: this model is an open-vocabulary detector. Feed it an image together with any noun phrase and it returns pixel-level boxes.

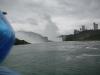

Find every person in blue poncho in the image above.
[0,10,20,75]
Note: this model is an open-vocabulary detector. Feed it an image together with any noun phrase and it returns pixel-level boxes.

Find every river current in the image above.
[2,41,100,75]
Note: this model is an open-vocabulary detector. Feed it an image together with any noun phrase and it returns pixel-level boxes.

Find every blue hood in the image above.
[0,10,15,63]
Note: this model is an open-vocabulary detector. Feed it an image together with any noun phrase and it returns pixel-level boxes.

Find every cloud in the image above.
[0,0,100,41]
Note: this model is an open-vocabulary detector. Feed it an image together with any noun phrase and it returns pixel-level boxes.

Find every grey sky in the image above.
[0,0,100,40]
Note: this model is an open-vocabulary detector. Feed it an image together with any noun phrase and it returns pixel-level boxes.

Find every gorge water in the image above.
[2,41,100,75]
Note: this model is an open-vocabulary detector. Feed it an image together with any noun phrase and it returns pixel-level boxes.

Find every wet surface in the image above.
[1,41,100,75]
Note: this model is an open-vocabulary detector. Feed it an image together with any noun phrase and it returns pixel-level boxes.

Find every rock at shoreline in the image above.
[14,38,30,45]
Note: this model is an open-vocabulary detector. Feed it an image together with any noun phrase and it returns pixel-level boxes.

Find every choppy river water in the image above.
[2,41,100,75]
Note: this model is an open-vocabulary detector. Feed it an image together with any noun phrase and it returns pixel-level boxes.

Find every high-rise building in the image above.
[74,29,79,34]
[82,25,85,31]
[93,22,98,30]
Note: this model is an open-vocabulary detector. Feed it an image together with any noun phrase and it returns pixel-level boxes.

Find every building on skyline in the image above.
[93,22,98,30]
[74,29,79,34]
[81,25,86,31]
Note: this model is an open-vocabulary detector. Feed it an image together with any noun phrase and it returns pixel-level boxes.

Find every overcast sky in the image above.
[0,0,100,41]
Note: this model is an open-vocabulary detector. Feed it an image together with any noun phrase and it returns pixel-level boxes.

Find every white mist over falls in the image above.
[16,31,50,43]
[15,15,60,42]
[15,15,61,43]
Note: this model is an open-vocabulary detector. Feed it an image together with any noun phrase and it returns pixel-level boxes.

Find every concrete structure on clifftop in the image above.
[59,22,100,41]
